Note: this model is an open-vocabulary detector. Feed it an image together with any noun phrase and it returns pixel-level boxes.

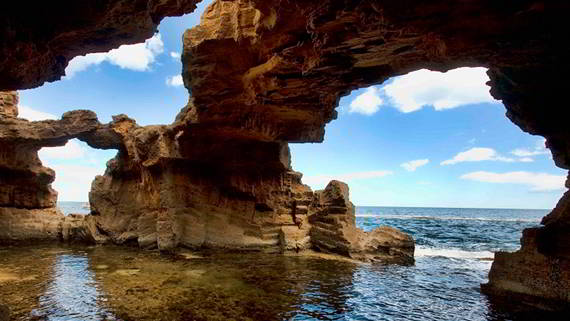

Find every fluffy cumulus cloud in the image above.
[303,170,393,187]
[401,159,429,172]
[166,75,184,87]
[170,51,181,59]
[383,67,496,113]
[441,147,514,165]
[349,87,383,115]
[460,171,566,192]
[18,105,58,121]
[65,34,164,78]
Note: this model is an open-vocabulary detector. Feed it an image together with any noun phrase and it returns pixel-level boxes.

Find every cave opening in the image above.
[290,66,568,313]
[292,67,566,209]
[38,138,117,215]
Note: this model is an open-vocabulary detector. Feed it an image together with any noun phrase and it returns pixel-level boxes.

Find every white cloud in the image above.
[383,67,497,113]
[166,75,184,87]
[511,139,549,157]
[349,87,383,115]
[65,34,164,78]
[303,170,393,187]
[18,105,58,121]
[401,159,429,172]
[441,147,514,165]
[170,51,181,59]
[39,140,86,160]
[460,171,566,192]
[519,157,534,163]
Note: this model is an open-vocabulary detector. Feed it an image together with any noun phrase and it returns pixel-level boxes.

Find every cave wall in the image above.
[0,0,569,303]
[0,0,200,90]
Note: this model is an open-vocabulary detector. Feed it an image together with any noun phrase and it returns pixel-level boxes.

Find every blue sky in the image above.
[15,0,567,209]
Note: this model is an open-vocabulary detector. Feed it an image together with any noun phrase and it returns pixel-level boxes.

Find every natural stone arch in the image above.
[178,0,570,303]
[0,91,125,242]
[0,0,568,305]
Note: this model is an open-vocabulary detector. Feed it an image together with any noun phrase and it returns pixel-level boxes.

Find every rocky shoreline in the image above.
[1,0,570,308]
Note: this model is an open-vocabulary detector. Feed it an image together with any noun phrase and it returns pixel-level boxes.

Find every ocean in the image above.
[1,204,562,320]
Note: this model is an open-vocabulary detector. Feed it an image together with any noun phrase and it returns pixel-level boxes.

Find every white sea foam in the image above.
[415,246,495,260]
[355,214,540,223]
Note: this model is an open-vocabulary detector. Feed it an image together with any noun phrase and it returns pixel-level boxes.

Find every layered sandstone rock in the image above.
[0,92,413,262]
[0,93,111,209]
[309,181,414,264]
[0,91,18,117]
[85,116,414,262]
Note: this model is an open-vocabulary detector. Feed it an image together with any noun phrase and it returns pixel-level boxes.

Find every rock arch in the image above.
[0,0,569,304]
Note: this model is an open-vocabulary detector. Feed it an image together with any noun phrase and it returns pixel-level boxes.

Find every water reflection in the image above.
[32,253,113,320]
[1,245,568,321]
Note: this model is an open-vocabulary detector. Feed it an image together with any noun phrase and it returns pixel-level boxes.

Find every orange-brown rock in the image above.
[0,92,118,209]
[0,92,122,242]
[85,114,414,261]
[483,175,570,304]
[309,181,414,264]
[0,91,18,117]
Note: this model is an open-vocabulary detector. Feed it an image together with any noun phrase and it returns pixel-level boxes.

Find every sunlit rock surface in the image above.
[0,91,18,117]
[310,181,414,264]
[0,92,119,242]
[0,91,412,262]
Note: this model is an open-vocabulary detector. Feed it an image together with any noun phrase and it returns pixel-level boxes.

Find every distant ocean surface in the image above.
[59,202,545,258]
[48,203,554,319]
[57,201,90,215]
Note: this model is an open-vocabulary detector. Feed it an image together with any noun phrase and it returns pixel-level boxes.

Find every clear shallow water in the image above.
[1,206,567,320]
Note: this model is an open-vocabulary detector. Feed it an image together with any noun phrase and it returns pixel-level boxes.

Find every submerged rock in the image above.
[483,188,570,305]
[0,304,9,321]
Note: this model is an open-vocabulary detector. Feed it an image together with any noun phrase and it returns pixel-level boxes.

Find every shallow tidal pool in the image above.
[0,244,566,321]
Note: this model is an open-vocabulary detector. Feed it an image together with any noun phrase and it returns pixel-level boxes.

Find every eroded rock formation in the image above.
[0,0,570,305]
[178,0,570,303]
[0,91,121,242]
[0,91,414,262]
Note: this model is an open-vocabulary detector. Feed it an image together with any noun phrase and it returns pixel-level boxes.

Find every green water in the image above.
[0,245,361,321]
